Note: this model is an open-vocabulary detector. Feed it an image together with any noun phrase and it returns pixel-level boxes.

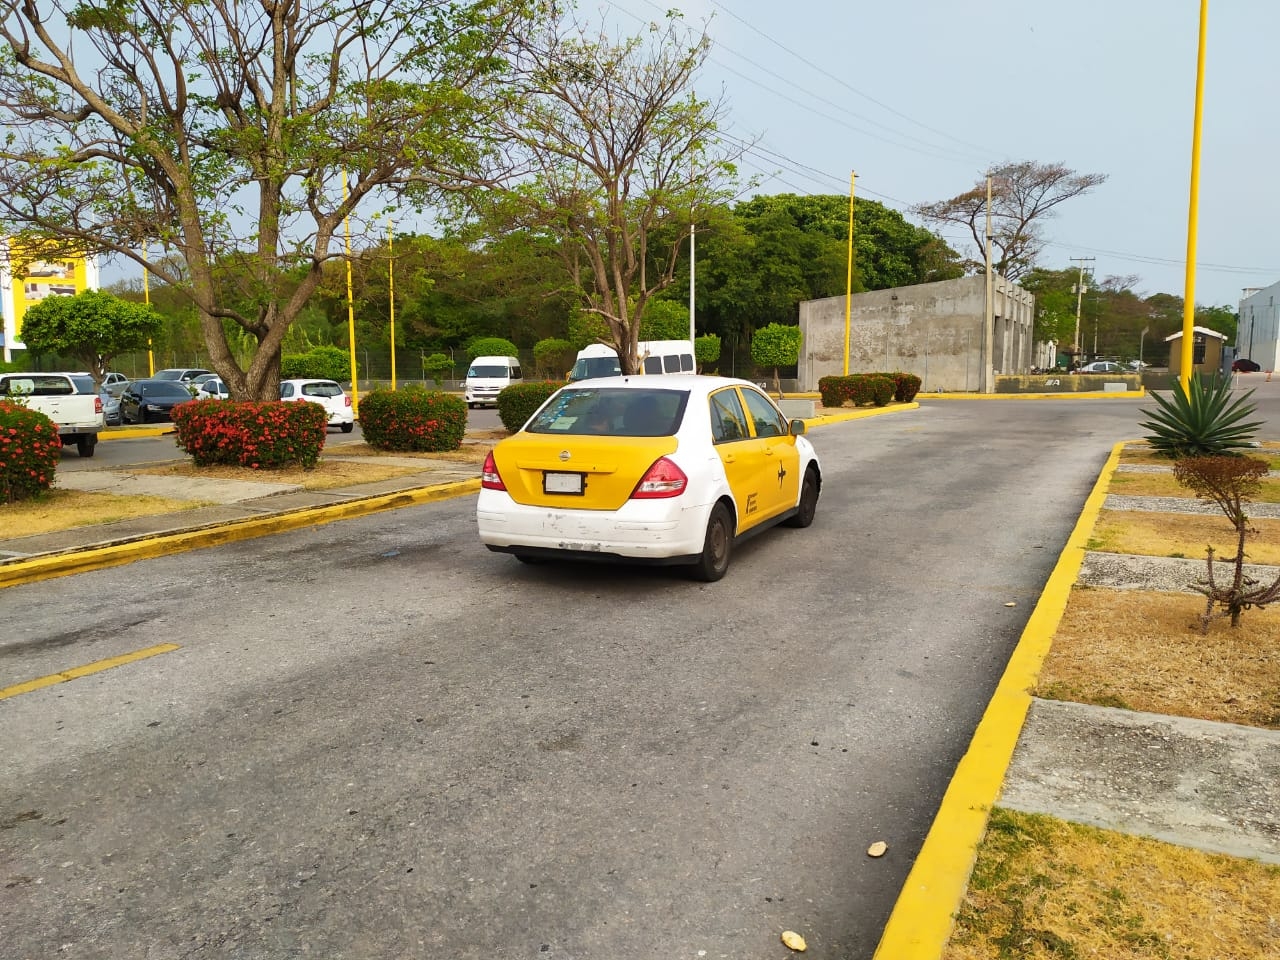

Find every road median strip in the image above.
[0,479,480,589]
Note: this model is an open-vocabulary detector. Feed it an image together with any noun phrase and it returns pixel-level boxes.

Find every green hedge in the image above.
[496,381,564,432]
[172,400,328,469]
[0,399,61,502]
[358,387,466,452]
[281,345,351,382]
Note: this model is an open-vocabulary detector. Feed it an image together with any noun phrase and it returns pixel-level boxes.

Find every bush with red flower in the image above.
[358,387,466,452]
[0,399,61,502]
[172,399,327,469]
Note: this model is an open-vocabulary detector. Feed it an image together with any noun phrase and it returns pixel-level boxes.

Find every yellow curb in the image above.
[0,643,181,701]
[918,389,1146,399]
[804,402,920,427]
[0,479,481,589]
[100,426,174,440]
[872,440,1125,960]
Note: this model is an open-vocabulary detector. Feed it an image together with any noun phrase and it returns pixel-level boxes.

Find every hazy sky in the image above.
[602,0,1278,308]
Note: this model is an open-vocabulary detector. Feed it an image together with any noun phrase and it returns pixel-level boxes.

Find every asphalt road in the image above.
[0,393,1268,959]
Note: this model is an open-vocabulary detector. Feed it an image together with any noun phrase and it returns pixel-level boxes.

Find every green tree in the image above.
[466,337,519,362]
[533,338,575,379]
[639,300,692,342]
[18,289,162,387]
[751,323,802,396]
[472,10,744,375]
[0,1,541,400]
[694,334,721,372]
[914,162,1107,280]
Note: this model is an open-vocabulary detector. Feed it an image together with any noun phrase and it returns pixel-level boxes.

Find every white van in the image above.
[568,340,696,382]
[465,355,522,408]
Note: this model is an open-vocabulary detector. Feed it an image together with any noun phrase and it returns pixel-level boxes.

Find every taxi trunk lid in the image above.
[492,434,679,510]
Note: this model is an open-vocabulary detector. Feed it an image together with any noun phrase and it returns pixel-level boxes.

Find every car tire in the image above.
[340,422,354,433]
[76,436,96,458]
[690,502,733,582]
[468,402,476,409]
[785,467,819,528]
[513,553,543,565]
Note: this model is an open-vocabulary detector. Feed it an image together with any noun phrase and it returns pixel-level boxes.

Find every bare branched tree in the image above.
[473,10,750,375]
[0,0,539,398]
[913,161,1106,281]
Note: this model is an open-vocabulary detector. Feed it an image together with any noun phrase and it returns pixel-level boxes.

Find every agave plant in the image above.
[1138,372,1264,458]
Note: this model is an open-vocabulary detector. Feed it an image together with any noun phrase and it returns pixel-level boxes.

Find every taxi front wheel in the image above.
[785,467,819,528]
[690,502,733,582]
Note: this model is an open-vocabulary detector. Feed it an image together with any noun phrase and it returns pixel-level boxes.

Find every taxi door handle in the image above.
[763,447,774,455]
[723,453,736,464]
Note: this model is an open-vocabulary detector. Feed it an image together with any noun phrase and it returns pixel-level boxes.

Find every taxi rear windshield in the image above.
[526,388,688,437]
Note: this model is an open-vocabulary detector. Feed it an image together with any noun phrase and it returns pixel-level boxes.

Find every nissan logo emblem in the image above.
[559,450,571,462]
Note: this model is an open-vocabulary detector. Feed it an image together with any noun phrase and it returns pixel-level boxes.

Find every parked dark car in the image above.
[1232,358,1262,372]
[120,378,196,424]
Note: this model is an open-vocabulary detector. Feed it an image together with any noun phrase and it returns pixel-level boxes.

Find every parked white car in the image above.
[279,378,354,432]
[196,377,230,400]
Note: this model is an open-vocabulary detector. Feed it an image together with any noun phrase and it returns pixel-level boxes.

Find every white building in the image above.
[1237,282,1280,374]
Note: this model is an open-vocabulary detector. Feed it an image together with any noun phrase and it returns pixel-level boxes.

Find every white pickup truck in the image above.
[0,372,104,457]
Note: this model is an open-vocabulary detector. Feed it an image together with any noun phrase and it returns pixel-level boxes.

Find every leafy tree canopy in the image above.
[18,289,162,386]
[0,0,542,399]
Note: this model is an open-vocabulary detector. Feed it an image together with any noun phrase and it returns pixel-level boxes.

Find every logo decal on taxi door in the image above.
[777,463,787,487]
[745,492,758,515]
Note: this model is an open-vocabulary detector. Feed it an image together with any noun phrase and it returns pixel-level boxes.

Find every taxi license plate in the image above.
[543,471,584,495]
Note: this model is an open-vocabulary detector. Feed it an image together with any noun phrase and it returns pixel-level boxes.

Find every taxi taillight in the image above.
[344,395,352,407]
[481,451,506,491]
[630,457,687,499]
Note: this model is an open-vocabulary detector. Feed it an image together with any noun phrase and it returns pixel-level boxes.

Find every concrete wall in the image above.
[798,275,1036,392]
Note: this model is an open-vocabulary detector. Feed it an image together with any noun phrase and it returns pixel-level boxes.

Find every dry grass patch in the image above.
[134,459,433,491]
[1088,509,1280,565]
[1108,469,1280,502]
[944,807,1280,960]
[327,437,499,464]
[0,489,207,539]
[1037,587,1280,727]
[1120,442,1280,471]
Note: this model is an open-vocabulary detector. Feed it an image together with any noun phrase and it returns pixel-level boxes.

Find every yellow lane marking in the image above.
[871,441,1124,959]
[0,643,181,701]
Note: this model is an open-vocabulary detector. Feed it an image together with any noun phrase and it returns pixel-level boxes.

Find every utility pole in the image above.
[1070,256,1095,365]
[981,177,993,392]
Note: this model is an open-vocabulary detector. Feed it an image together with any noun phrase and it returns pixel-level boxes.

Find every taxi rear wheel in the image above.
[690,502,733,582]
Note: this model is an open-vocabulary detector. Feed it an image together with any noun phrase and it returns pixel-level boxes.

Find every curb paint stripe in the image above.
[0,643,181,701]
[871,441,1125,959]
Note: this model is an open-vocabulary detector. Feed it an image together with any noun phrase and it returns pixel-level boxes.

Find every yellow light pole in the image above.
[341,170,359,416]
[142,240,154,376]
[1180,0,1209,394]
[388,219,397,391]
[843,170,857,375]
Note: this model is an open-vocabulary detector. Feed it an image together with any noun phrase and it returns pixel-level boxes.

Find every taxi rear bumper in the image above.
[476,488,715,560]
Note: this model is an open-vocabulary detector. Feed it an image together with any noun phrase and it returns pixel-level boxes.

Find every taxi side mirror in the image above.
[789,419,807,436]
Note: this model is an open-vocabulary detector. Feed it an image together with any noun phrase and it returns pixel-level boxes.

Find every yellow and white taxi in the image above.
[477,375,821,581]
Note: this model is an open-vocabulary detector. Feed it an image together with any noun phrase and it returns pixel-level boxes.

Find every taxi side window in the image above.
[741,388,786,438]
[709,389,748,444]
